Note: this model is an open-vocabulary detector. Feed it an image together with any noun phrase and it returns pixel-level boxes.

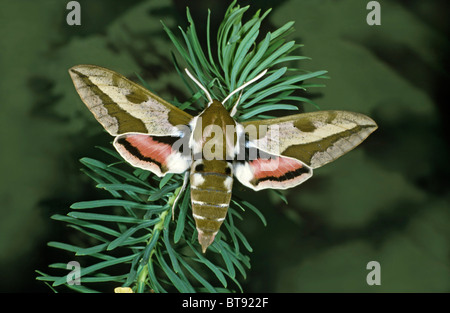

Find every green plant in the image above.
[36,0,326,293]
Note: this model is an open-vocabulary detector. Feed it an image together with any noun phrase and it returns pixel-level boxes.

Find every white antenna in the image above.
[222,69,268,105]
[229,90,243,117]
[184,68,213,105]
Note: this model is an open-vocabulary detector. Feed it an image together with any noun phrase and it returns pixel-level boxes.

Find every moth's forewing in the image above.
[241,110,377,169]
[69,65,193,136]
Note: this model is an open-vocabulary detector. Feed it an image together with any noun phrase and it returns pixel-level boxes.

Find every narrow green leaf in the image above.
[219,268,243,293]
[95,146,123,161]
[141,226,163,265]
[67,212,143,223]
[242,85,305,109]
[66,284,100,293]
[80,169,121,198]
[214,240,236,278]
[186,7,219,78]
[159,173,174,189]
[174,191,190,243]
[251,40,296,78]
[79,274,129,283]
[108,220,159,251]
[71,199,163,211]
[52,254,137,286]
[206,9,220,77]
[271,189,289,205]
[238,200,267,226]
[233,226,253,252]
[240,103,298,120]
[270,21,295,41]
[148,183,179,201]
[188,241,227,287]
[156,250,194,293]
[224,246,247,279]
[161,20,192,68]
[177,256,217,293]
[51,214,121,237]
[126,254,143,288]
[280,70,328,86]
[162,217,182,274]
[75,243,108,256]
[146,260,166,293]
[230,21,261,89]
[47,241,81,253]
[237,32,271,87]
[82,157,152,188]
[240,67,287,104]
[96,183,152,195]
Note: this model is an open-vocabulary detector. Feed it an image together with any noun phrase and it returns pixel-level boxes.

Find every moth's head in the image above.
[199,99,235,123]
[209,99,225,109]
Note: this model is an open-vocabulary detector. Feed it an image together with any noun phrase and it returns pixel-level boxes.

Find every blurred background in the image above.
[0,0,448,292]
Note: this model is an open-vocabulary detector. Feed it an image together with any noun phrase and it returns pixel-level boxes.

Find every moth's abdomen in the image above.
[190,159,233,253]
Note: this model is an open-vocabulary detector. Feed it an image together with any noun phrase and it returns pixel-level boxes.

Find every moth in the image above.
[69,65,377,253]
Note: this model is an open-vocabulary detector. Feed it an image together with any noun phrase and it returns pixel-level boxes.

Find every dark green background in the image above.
[0,0,448,292]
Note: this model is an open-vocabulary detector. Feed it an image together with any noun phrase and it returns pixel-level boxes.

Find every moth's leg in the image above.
[172,171,190,220]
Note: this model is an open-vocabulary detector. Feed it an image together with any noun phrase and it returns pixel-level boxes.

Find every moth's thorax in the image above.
[191,100,237,160]
[189,159,233,252]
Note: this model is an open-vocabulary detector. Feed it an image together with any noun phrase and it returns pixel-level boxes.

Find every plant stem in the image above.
[136,209,169,293]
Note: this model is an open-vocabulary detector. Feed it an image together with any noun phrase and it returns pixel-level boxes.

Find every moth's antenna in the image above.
[230,90,243,117]
[184,68,213,105]
[222,69,268,105]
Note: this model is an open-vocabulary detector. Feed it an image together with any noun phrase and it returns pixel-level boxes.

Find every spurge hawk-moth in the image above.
[69,65,377,252]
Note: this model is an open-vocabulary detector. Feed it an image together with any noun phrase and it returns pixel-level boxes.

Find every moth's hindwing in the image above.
[233,150,312,191]
[69,64,193,136]
[114,133,191,177]
[241,110,378,169]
